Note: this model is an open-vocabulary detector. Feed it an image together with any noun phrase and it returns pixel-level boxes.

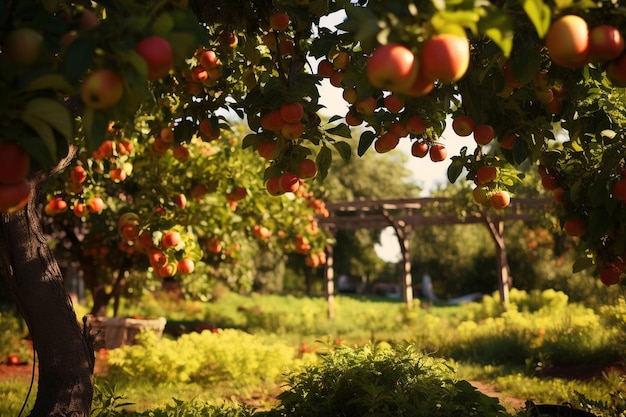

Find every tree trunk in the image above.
[481,210,512,306]
[0,188,94,416]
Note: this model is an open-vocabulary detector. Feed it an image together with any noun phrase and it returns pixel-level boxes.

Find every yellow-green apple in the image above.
[366,43,418,92]
[80,69,124,109]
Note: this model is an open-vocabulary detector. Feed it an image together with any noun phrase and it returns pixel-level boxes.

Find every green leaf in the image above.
[61,37,95,83]
[447,158,464,183]
[40,0,59,13]
[477,8,514,56]
[20,112,57,162]
[332,141,352,162]
[25,74,76,94]
[82,108,108,151]
[326,123,352,139]
[572,256,594,273]
[431,10,480,36]
[358,131,376,157]
[24,98,74,142]
[18,133,56,170]
[520,0,552,38]
[512,138,529,165]
[316,146,333,181]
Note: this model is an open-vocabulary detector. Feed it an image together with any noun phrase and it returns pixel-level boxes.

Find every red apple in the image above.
[473,124,495,145]
[0,181,30,214]
[499,133,519,150]
[490,190,511,209]
[135,36,174,80]
[173,145,190,162]
[266,176,283,196]
[345,110,363,126]
[258,139,278,159]
[149,249,168,267]
[420,34,470,82]
[384,95,405,113]
[280,122,304,140]
[411,141,429,158]
[0,142,30,184]
[545,15,589,68]
[280,102,304,123]
[298,159,317,179]
[405,70,435,97]
[607,53,626,87]
[366,43,419,92]
[161,231,182,249]
[475,166,497,185]
[452,115,475,137]
[3,28,43,66]
[81,69,124,109]
[374,132,400,153]
[269,11,290,31]
[342,88,358,104]
[317,59,334,78]
[588,24,624,63]
[390,121,408,138]
[177,258,195,275]
[73,203,87,217]
[173,193,187,209]
[612,179,626,200]
[600,263,622,286]
[87,196,105,214]
[563,217,588,236]
[226,186,247,202]
[406,116,427,135]
[429,143,447,162]
[199,118,220,141]
[279,172,300,193]
[355,96,377,115]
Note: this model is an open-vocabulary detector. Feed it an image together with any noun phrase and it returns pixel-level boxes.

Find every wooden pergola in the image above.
[318,197,551,319]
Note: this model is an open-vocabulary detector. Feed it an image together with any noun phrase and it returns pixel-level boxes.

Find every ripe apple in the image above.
[260,109,285,132]
[73,203,87,217]
[121,224,140,241]
[406,115,427,135]
[155,263,177,278]
[135,36,174,80]
[257,139,278,159]
[588,24,624,63]
[490,190,511,209]
[411,141,429,158]
[429,143,447,162]
[452,115,475,137]
[149,249,168,267]
[317,59,334,78]
[420,34,470,82]
[266,176,283,196]
[600,263,622,286]
[219,31,238,48]
[544,96,563,115]
[279,172,300,193]
[199,49,220,69]
[606,53,626,87]
[541,174,560,190]
[199,118,220,141]
[280,122,304,140]
[345,110,363,126]
[475,166,497,185]
[563,217,588,236]
[6,354,20,366]
[173,193,187,209]
[342,88,358,104]
[173,145,190,162]
[81,69,124,109]
[473,124,495,145]
[110,168,126,182]
[366,43,418,92]
[355,96,377,115]
[374,132,400,153]
[390,121,408,138]
[472,185,490,205]
[0,181,30,214]
[499,133,519,150]
[161,231,182,249]
[226,186,247,202]
[384,95,405,113]
[191,184,208,201]
[269,11,290,31]
[93,140,114,159]
[207,237,223,254]
[87,196,105,214]
[611,179,626,200]
[298,159,317,179]
[4,28,43,66]
[177,258,195,275]
[329,70,344,88]
[160,127,175,143]
[0,142,30,184]
[545,15,589,68]
[280,102,304,123]
[405,70,435,97]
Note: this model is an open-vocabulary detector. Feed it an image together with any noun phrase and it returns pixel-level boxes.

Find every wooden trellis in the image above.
[318,197,550,318]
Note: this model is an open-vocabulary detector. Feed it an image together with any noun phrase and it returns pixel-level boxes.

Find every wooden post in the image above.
[380,207,413,310]
[325,243,335,321]
[481,210,512,306]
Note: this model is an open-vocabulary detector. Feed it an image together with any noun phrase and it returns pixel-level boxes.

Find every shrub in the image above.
[258,343,512,417]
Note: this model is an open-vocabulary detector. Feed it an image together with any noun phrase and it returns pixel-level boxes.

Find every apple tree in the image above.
[2,0,626,415]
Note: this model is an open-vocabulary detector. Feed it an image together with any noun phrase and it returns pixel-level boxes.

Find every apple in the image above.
[317,59,334,78]
[406,115,427,135]
[411,141,429,158]
[490,190,511,209]
[199,50,220,69]
[219,31,238,48]
[110,168,126,182]
[452,115,475,137]
[173,193,187,209]
[606,53,626,87]
[173,145,190,162]
[121,224,140,241]
[226,186,247,202]
[135,36,174,80]
[6,354,20,366]
[588,24,624,63]
[155,263,177,278]
[473,124,495,146]
[298,159,317,179]
[266,176,283,196]
[87,196,105,214]
[199,118,220,141]
[77,10,100,28]
[499,133,519,150]
[374,132,400,153]
[279,172,300,193]
[4,28,43,66]
[257,139,278,159]
[269,11,290,31]
[332,51,350,70]
[475,166,497,185]
[611,179,626,200]
[345,110,363,126]
[366,43,419,92]
[161,231,182,249]
[153,137,171,152]
[420,34,470,82]
[280,122,304,140]
[191,184,208,201]
[0,181,30,214]
[541,174,559,190]
[329,70,344,88]
[0,142,30,184]
[149,249,168,267]
[383,95,405,113]
[429,143,447,162]
[177,258,195,275]
[544,96,563,115]
[472,185,490,205]
[81,69,124,109]
[160,127,175,143]
[355,96,377,115]
[405,70,435,97]
[533,88,554,105]
[389,121,408,138]
[207,237,223,254]
[563,217,588,236]
[73,203,87,217]
[600,263,622,286]
[280,102,304,123]
[305,254,320,268]
[545,15,589,68]
[93,140,114,159]
[342,88,358,104]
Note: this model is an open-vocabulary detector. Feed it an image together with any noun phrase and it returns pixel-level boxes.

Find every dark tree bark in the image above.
[0,180,94,417]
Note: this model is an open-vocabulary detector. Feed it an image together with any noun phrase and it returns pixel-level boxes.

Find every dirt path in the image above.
[469,380,527,412]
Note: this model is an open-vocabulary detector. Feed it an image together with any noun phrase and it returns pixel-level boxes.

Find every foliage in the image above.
[258,343,510,417]
[0,306,31,363]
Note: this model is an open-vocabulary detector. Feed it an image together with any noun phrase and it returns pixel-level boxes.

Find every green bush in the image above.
[258,343,512,417]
